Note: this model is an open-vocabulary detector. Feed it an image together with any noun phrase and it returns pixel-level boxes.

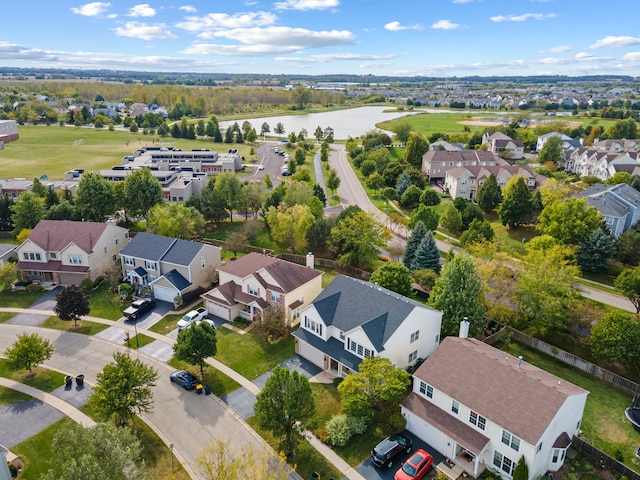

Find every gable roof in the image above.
[218,252,322,292]
[119,232,206,266]
[413,337,588,445]
[26,220,109,254]
[311,275,439,349]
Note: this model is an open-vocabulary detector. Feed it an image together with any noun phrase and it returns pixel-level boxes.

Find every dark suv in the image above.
[371,434,413,468]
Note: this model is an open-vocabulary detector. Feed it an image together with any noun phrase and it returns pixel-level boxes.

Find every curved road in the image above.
[327,144,636,313]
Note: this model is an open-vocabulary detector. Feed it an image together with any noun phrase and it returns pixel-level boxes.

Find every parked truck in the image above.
[177,307,208,330]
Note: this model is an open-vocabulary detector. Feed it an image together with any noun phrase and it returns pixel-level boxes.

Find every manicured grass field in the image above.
[0,359,65,393]
[0,124,255,180]
[498,340,639,473]
[167,357,240,397]
[215,328,295,381]
[149,311,182,335]
[87,282,128,320]
[0,288,46,308]
[0,312,15,323]
[41,315,110,335]
[0,386,32,404]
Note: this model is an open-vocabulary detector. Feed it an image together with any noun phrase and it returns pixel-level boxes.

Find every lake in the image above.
[218,106,420,140]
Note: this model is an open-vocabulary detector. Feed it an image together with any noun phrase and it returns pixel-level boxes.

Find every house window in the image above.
[304,316,322,336]
[435,334,440,344]
[339,331,345,340]
[23,252,42,261]
[145,260,157,271]
[502,431,521,452]
[112,254,117,262]
[552,449,559,463]
[50,252,57,259]
[115,238,119,245]
[248,285,259,296]
[293,309,300,320]
[452,400,459,414]
[68,254,82,265]
[201,259,206,268]
[410,330,419,343]
[419,381,427,395]
[536,442,543,454]
[104,246,108,254]
[270,291,281,303]
[125,232,129,239]
[469,411,486,430]
[124,256,135,266]
[426,385,433,398]
[408,350,417,363]
[347,339,371,359]
[493,451,514,476]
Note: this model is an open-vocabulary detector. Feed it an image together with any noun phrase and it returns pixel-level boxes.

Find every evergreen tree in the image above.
[402,133,429,168]
[411,231,441,273]
[403,221,427,269]
[499,176,533,228]
[512,456,529,480]
[576,229,616,272]
[476,173,502,212]
[395,173,411,196]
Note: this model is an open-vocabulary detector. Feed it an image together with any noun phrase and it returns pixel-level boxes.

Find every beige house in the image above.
[201,252,322,327]
[421,150,508,183]
[444,165,546,200]
[482,132,524,160]
[16,220,128,285]
[119,232,222,303]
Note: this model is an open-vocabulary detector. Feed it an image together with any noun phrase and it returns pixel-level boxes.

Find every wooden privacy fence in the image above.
[572,437,640,480]
[277,253,372,281]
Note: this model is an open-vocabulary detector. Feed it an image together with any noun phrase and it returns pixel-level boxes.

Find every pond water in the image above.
[218,106,421,140]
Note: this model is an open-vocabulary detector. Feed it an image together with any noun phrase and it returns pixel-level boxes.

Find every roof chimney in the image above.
[306,252,314,269]
[459,317,470,338]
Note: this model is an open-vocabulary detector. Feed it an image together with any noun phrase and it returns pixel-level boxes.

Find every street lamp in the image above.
[134,320,139,348]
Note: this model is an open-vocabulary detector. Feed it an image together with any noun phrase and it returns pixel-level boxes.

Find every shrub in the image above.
[347,415,368,435]
[80,278,93,291]
[325,414,352,446]
[181,286,206,305]
[389,411,407,430]
[332,376,344,388]
[25,283,43,292]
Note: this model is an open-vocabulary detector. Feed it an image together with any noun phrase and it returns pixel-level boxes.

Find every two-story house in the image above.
[444,165,546,200]
[119,232,222,303]
[201,252,322,327]
[401,324,588,480]
[293,275,443,376]
[482,132,524,160]
[422,150,509,183]
[575,183,640,237]
[16,220,128,285]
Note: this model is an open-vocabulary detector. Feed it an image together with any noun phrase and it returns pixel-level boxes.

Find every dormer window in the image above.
[248,284,259,296]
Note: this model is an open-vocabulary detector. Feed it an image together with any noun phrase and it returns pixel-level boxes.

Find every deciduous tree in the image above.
[148,203,205,238]
[54,284,90,328]
[214,172,244,221]
[537,198,602,245]
[254,367,314,456]
[330,211,388,268]
[89,352,158,425]
[614,267,640,313]
[590,310,640,364]
[370,262,413,296]
[266,203,314,251]
[74,172,116,222]
[499,176,533,228]
[460,219,495,247]
[429,253,485,336]
[408,204,439,231]
[123,168,164,222]
[615,229,640,266]
[403,133,429,169]
[477,173,502,212]
[198,439,290,480]
[4,332,54,374]
[439,203,463,233]
[11,191,45,234]
[420,189,441,206]
[537,135,564,165]
[174,322,218,377]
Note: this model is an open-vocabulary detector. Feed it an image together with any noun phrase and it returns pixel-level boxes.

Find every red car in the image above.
[394,449,434,480]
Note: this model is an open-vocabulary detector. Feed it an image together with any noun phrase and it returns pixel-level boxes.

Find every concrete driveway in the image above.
[5,286,61,326]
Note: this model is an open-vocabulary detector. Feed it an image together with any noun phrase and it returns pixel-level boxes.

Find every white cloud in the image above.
[179,5,197,13]
[276,52,395,63]
[384,21,423,32]
[182,26,355,56]
[622,52,640,62]
[431,19,462,30]
[0,42,59,61]
[273,0,339,11]
[589,36,640,49]
[490,13,556,22]
[176,11,276,33]
[114,22,177,40]
[127,4,156,17]
[453,0,473,3]
[548,45,572,53]
[71,2,111,16]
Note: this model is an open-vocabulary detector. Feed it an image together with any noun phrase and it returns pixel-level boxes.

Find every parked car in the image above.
[371,434,413,468]
[123,298,156,320]
[169,370,199,390]
[183,318,216,330]
[177,307,208,330]
[393,449,433,480]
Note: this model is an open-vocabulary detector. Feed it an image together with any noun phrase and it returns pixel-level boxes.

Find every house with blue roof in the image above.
[292,275,442,377]
[119,232,221,303]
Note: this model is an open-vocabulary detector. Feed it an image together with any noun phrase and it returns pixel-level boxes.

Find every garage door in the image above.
[207,301,230,321]
[298,341,324,369]
[153,285,178,303]
[404,410,450,456]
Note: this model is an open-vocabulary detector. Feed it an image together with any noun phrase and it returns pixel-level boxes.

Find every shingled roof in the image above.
[412,337,588,445]
[26,220,108,253]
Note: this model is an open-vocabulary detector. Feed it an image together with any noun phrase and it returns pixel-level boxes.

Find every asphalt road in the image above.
[0,323,277,480]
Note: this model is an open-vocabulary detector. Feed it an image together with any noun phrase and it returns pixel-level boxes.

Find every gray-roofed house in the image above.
[119,232,221,303]
[401,328,588,480]
[575,183,640,237]
[293,275,443,376]
[201,252,323,327]
[0,244,15,265]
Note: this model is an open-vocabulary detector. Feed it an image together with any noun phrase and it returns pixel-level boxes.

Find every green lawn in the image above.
[0,312,15,323]
[0,386,32,404]
[0,124,256,180]
[124,333,156,349]
[498,340,639,472]
[41,315,110,335]
[246,416,343,480]
[0,359,65,392]
[215,328,295,380]
[88,282,128,320]
[11,418,68,479]
[149,312,182,335]
[0,288,47,308]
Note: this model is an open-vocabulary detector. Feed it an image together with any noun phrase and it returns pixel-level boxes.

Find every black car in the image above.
[123,298,156,320]
[169,370,199,390]
[371,434,413,468]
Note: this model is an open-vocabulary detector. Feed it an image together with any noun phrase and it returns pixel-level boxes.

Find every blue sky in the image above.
[2,0,640,77]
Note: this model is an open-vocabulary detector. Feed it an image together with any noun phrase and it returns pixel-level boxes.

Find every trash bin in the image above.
[203,384,211,395]
[195,383,203,395]
[64,375,73,387]
[76,374,84,386]
[311,472,320,480]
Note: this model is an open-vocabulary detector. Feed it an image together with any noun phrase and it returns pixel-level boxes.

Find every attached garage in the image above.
[297,340,324,369]
[403,409,450,456]
[206,301,230,321]
[153,285,178,303]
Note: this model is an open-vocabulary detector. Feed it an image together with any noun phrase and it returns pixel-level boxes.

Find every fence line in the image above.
[572,437,640,480]
[276,253,372,281]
